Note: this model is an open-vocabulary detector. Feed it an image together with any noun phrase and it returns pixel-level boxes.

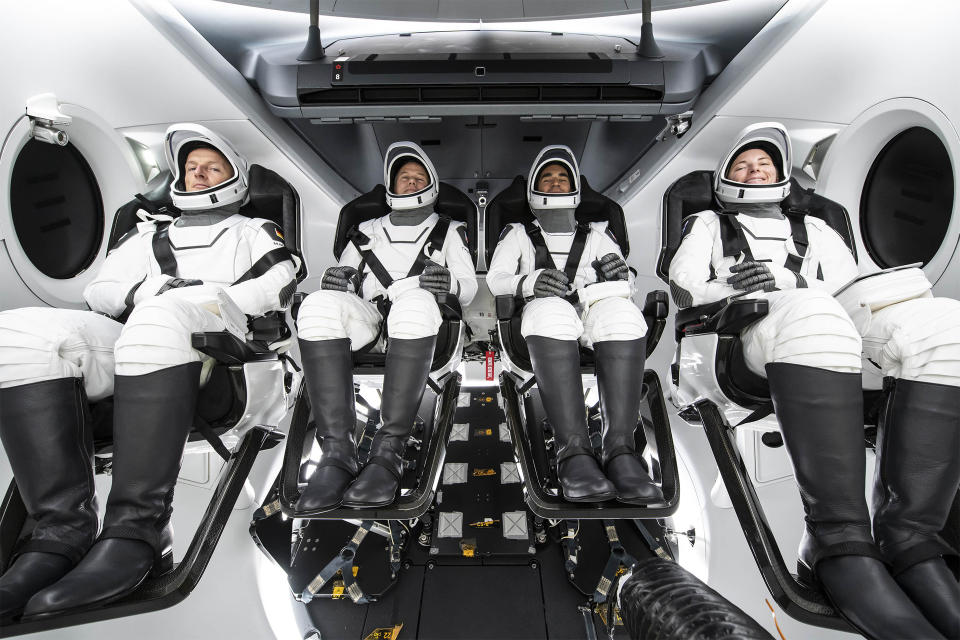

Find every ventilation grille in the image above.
[300,84,663,105]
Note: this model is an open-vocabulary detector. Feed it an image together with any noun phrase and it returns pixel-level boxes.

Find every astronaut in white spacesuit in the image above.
[486,146,662,505]
[669,123,959,639]
[294,142,476,512]
[0,124,296,619]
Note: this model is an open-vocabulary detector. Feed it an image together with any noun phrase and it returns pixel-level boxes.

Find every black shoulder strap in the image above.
[783,208,809,274]
[151,222,177,276]
[562,223,591,282]
[349,226,394,290]
[406,215,451,278]
[232,247,293,285]
[716,211,753,261]
[523,221,556,270]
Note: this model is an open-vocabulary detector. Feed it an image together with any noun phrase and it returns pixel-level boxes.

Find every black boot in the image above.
[0,379,97,620]
[23,362,201,618]
[873,378,960,639]
[595,339,664,505]
[527,336,616,502]
[766,363,943,640]
[342,336,436,508]
[294,339,359,514]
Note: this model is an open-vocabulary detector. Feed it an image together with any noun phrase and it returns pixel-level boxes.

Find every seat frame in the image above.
[0,166,303,634]
[484,175,676,518]
[277,182,478,520]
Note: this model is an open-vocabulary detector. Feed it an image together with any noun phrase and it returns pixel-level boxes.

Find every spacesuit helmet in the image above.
[714,122,792,205]
[527,145,581,212]
[384,141,439,211]
[164,123,249,211]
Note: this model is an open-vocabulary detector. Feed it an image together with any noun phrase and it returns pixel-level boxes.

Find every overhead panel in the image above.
[245,30,720,121]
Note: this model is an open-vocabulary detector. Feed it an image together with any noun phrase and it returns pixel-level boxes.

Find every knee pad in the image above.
[115,296,211,375]
[582,297,647,346]
[298,290,382,348]
[744,289,861,374]
[520,297,583,341]
[0,308,107,389]
[874,297,960,386]
[386,288,442,340]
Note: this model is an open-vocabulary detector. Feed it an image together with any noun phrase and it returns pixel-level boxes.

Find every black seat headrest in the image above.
[108,165,304,280]
[484,175,629,266]
[333,183,478,264]
[656,170,857,283]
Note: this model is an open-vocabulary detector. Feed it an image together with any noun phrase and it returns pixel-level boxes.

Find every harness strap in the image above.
[232,247,293,285]
[783,208,809,274]
[716,212,753,261]
[300,521,374,604]
[349,216,453,291]
[593,520,638,604]
[151,222,177,276]
[522,221,554,271]
[405,216,451,278]
[563,223,590,282]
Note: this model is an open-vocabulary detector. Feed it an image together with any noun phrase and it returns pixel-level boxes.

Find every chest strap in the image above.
[717,208,810,274]
[151,222,177,276]
[350,216,452,290]
[522,221,591,282]
[152,221,293,285]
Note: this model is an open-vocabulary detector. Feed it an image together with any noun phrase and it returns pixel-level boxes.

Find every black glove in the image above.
[593,252,629,282]
[419,260,452,296]
[728,260,776,293]
[533,269,570,298]
[157,278,203,294]
[321,266,359,292]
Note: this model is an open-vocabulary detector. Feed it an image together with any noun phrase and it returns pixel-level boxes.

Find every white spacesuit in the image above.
[294,142,476,513]
[668,123,959,639]
[487,145,661,505]
[0,124,296,620]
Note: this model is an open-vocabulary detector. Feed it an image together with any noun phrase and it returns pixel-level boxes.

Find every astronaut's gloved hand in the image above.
[728,260,777,293]
[533,269,570,298]
[419,260,452,296]
[321,266,359,292]
[593,253,629,282]
[157,278,203,294]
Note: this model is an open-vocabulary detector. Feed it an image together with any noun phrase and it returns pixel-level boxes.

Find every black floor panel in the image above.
[419,565,546,639]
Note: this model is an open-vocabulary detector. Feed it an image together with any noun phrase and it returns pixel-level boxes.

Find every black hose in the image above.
[620,558,775,640]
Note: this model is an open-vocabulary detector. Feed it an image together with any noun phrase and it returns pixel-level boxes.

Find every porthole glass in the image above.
[10,138,104,279]
[860,127,954,267]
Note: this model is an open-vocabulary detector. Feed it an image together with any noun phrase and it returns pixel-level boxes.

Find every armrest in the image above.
[642,290,669,358]
[676,298,769,340]
[192,331,277,365]
[495,294,518,320]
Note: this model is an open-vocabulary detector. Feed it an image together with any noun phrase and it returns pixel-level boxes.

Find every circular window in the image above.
[10,138,104,279]
[860,127,954,268]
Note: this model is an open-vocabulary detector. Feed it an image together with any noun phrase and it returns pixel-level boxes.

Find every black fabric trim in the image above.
[669,279,693,308]
[151,222,177,276]
[812,540,883,567]
[279,279,296,308]
[817,264,824,281]
[232,247,292,286]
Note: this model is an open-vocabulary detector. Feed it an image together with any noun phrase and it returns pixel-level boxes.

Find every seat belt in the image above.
[782,208,809,274]
[718,208,813,276]
[522,221,590,303]
[151,222,177,276]
[348,215,452,291]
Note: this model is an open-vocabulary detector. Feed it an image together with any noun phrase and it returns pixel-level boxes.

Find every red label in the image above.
[485,350,495,381]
